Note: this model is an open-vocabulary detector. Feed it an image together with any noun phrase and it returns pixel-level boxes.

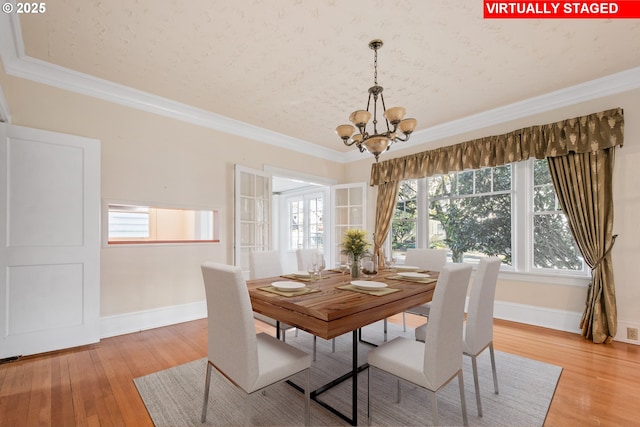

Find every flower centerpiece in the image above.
[340,229,371,278]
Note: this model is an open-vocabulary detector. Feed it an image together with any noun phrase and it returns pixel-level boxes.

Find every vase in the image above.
[350,257,360,279]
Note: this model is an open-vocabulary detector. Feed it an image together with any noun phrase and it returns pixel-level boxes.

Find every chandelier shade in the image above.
[335,39,417,162]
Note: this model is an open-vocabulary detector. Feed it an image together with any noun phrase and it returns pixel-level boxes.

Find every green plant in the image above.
[340,229,371,260]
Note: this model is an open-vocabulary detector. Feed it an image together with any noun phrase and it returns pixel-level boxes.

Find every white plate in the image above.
[292,271,311,277]
[395,265,420,271]
[271,281,306,291]
[398,272,430,278]
[351,280,388,290]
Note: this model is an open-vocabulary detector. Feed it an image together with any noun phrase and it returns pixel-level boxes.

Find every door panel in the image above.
[332,183,367,265]
[0,123,100,358]
[234,165,272,277]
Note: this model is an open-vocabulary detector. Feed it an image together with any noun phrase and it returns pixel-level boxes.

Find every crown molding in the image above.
[403,65,640,151]
[0,12,345,162]
[2,11,639,164]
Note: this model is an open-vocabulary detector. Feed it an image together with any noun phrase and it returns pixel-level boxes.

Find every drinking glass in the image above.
[385,254,396,272]
[362,259,375,278]
[307,262,318,283]
[337,260,350,284]
[316,255,326,280]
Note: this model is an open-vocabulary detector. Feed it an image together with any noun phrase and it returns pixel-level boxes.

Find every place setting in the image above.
[388,270,438,284]
[337,279,402,296]
[280,256,332,282]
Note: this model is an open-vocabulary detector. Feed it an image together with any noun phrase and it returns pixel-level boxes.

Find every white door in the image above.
[0,123,100,358]
[234,165,272,278]
[332,182,367,266]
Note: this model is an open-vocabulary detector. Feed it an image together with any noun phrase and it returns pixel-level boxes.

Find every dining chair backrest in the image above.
[463,256,502,355]
[249,250,283,279]
[296,248,319,271]
[422,263,473,390]
[404,248,447,272]
[201,262,259,392]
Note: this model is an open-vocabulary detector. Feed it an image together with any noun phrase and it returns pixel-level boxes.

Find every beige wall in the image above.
[2,63,638,337]
[2,72,344,317]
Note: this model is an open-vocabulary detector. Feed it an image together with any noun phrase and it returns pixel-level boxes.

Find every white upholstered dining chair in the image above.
[368,263,473,426]
[248,251,297,341]
[296,248,319,271]
[249,250,284,280]
[401,248,448,331]
[415,256,502,417]
[200,262,311,426]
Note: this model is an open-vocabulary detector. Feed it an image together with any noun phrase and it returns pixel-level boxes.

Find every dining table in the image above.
[247,267,438,425]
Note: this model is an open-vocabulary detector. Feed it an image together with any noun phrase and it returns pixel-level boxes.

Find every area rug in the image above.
[134,321,562,426]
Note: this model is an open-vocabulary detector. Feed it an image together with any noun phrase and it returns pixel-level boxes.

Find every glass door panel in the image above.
[235,165,272,277]
[331,183,367,265]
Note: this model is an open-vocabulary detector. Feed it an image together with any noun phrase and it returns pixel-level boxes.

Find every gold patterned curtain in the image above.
[548,149,618,343]
[372,181,400,269]
[370,109,623,185]
[369,108,624,343]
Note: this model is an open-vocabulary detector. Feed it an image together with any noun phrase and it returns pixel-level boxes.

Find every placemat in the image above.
[258,286,321,297]
[336,284,402,296]
[388,275,437,284]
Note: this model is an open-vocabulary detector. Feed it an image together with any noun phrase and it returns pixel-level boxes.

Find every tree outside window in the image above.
[429,166,512,264]
[391,180,417,257]
[532,159,583,270]
[389,159,584,273]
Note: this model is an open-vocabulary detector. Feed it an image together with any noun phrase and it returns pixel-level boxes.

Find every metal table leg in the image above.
[287,330,367,426]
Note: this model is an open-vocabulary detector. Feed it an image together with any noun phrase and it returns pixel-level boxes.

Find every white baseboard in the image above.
[100,299,637,346]
[100,301,207,339]
[493,300,582,334]
[615,320,640,345]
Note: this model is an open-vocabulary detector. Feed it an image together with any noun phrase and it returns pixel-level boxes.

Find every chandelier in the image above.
[335,39,417,162]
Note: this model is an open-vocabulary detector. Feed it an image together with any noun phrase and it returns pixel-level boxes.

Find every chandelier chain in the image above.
[373,46,378,85]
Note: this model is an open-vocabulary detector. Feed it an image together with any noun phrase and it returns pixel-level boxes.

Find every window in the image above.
[107,203,220,244]
[389,159,586,275]
[428,165,512,264]
[391,180,418,258]
[108,205,150,239]
[286,193,324,252]
[532,159,584,271]
[289,199,304,249]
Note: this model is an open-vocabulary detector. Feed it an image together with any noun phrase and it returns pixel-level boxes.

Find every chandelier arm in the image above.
[365,91,374,135]
[379,92,392,133]
[372,93,379,135]
[342,138,358,147]
[393,134,411,142]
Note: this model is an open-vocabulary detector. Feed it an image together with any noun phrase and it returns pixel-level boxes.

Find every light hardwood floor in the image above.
[0,314,638,427]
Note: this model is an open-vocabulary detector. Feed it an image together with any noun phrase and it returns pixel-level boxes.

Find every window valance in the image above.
[370,108,624,185]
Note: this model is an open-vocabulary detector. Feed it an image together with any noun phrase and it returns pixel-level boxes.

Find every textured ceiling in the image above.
[17,0,640,153]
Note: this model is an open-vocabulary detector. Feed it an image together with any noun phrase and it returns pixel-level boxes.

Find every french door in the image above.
[331,183,367,266]
[234,165,272,278]
[233,165,366,278]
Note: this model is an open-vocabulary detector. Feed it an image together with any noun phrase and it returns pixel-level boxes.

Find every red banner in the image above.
[484,1,640,18]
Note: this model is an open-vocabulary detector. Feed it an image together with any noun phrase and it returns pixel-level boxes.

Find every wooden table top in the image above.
[247,269,437,340]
